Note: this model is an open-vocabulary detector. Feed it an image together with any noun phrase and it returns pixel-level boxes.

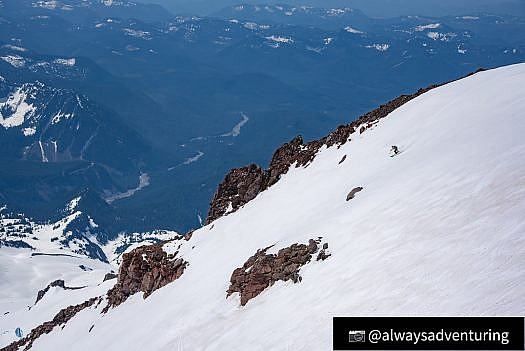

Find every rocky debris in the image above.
[35,280,86,305]
[317,243,331,261]
[205,80,449,225]
[338,155,347,164]
[78,265,92,271]
[103,243,187,312]
[346,187,364,201]
[3,297,100,351]
[103,273,118,282]
[227,239,328,306]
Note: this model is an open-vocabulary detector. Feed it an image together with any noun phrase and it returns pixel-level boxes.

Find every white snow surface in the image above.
[344,26,364,34]
[53,58,75,66]
[1,55,26,68]
[415,23,441,31]
[365,43,390,52]
[0,87,37,128]
[3,63,525,350]
[265,35,294,44]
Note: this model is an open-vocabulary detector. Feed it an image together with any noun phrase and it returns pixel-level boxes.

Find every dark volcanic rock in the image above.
[35,279,86,305]
[346,187,364,201]
[317,242,331,261]
[103,273,118,282]
[227,239,328,306]
[206,79,449,224]
[103,243,187,311]
[3,297,100,351]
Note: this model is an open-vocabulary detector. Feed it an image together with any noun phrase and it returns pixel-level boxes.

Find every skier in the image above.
[389,145,399,157]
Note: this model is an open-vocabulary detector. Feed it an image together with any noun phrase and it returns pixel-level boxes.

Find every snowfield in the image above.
[2,63,525,350]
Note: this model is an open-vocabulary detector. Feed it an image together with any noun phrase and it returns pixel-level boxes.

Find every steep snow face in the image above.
[8,63,525,350]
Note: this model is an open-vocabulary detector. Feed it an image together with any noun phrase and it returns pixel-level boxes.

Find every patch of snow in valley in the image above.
[22,127,36,136]
[51,111,74,124]
[183,151,204,165]
[326,8,352,16]
[2,44,27,52]
[427,31,457,41]
[265,35,293,48]
[53,58,76,66]
[344,26,364,34]
[0,87,37,128]
[32,1,58,10]
[1,55,26,68]
[168,152,205,171]
[365,43,390,52]
[243,22,270,30]
[415,23,441,31]
[123,28,152,40]
[265,36,293,44]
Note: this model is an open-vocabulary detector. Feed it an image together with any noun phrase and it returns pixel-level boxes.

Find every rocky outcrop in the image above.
[206,80,449,224]
[35,279,86,304]
[103,243,187,312]
[316,243,331,261]
[206,164,266,225]
[103,273,118,282]
[346,187,364,201]
[3,297,100,351]
[227,239,328,306]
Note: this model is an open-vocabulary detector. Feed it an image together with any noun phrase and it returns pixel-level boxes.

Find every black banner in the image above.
[333,316,524,350]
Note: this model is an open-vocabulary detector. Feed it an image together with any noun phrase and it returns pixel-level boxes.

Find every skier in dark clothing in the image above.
[390,145,399,157]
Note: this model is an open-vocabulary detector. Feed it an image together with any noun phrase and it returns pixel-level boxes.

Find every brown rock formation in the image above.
[103,243,187,312]
[3,297,100,351]
[227,239,327,306]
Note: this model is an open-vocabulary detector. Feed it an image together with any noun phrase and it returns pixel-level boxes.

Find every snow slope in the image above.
[4,63,525,350]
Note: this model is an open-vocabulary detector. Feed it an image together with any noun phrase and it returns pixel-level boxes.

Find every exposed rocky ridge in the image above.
[227,239,328,306]
[206,84,443,224]
[103,242,187,312]
[2,297,100,351]
[206,70,487,224]
[35,279,86,305]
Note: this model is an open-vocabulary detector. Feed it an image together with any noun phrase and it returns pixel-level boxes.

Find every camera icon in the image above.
[349,330,366,342]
